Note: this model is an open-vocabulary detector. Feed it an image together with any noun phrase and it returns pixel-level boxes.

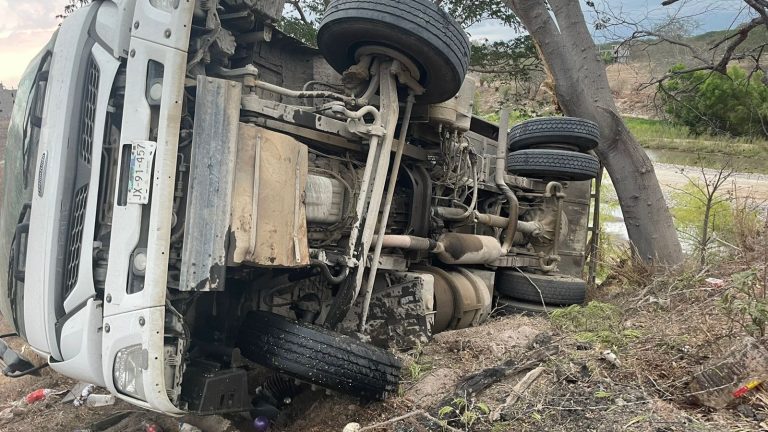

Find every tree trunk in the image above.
[701,199,712,267]
[505,0,683,265]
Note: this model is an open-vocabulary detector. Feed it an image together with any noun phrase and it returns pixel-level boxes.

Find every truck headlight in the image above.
[149,0,180,11]
[113,345,148,401]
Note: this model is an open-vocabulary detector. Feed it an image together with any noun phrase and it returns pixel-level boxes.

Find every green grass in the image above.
[550,302,641,348]
[483,110,532,127]
[624,117,768,158]
[480,112,768,159]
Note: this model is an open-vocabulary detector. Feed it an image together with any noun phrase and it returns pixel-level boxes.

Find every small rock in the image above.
[527,332,553,350]
[601,350,621,367]
[576,341,593,351]
[736,404,755,419]
[579,363,592,380]
[615,397,627,406]
[343,423,362,432]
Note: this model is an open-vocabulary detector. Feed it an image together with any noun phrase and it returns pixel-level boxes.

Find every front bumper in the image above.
[100,0,194,414]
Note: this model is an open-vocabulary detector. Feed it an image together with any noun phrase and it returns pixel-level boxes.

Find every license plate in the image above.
[127,140,157,205]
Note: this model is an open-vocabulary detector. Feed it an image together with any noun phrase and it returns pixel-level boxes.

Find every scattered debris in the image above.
[23,388,55,404]
[73,384,96,407]
[179,415,238,432]
[705,277,725,288]
[85,394,116,408]
[432,336,559,414]
[142,421,164,432]
[179,422,203,432]
[733,379,763,398]
[601,350,621,367]
[689,337,768,409]
[490,366,546,421]
[356,410,463,432]
[63,382,94,404]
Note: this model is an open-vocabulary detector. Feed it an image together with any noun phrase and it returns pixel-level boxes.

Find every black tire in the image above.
[317,0,470,104]
[495,297,568,315]
[496,271,586,306]
[508,117,600,152]
[507,149,600,182]
[237,311,401,400]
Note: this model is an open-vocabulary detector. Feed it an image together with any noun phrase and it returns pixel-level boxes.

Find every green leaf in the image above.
[477,402,490,415]
[438,406,454,419]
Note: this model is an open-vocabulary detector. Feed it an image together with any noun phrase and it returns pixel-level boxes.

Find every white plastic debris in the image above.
[179,422,204,432]
[85,394,116,407]
[705,278,725,288]
[73,384,96,407]
[601,350,621,367]
[343,422,362,432]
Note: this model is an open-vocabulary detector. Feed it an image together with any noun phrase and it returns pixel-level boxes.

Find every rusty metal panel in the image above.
[558,180,592,278]
[179,77,242,291]
[229,123,310,267]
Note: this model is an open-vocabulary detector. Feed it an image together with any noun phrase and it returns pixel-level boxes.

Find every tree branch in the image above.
[289,0,311,26]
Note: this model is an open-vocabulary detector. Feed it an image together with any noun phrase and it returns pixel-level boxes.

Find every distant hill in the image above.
[598,26,768,76]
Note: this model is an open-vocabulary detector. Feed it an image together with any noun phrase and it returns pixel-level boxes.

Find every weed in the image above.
[490,422,512,432]
[438,397,491,431]
[550,302,641,348]
[594,390,613,399]
[721,269,768,337]
[405,343,433,381]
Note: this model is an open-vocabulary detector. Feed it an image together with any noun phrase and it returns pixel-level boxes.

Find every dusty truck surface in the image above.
[0,0,600,418]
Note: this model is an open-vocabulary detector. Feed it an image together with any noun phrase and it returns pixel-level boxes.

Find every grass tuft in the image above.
[550,302,641,348]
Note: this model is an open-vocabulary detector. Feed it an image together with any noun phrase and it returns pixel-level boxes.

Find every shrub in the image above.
[660,66,768,138]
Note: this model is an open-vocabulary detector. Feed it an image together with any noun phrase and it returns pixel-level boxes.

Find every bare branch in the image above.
[289,0,311,26]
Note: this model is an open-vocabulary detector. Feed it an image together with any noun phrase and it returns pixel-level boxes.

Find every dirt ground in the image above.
[2,275,767,432]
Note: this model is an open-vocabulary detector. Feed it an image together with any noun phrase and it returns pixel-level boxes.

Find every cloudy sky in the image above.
[0,0,755,88]
[0,1,68,88]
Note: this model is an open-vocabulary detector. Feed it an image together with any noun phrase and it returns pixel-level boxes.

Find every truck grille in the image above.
[80,57,99,165]
[64,185,89,296]
[62,55,99,297]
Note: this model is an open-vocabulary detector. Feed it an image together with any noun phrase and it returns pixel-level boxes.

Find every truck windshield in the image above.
[0,38,55,335]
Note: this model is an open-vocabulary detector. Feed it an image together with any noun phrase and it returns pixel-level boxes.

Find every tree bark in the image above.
[505,0,683,265]
[701,199,712,267]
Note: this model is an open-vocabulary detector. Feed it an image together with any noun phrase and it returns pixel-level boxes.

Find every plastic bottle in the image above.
[85,394,116,407]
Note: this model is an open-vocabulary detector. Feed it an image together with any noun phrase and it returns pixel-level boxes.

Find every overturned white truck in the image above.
[0,0,600,418]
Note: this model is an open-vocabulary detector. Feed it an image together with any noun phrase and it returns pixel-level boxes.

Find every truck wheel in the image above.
[508,117,600,152]
[237,311,401,400]
[317,0,470,104]
[507,149,600,182]
[496,270,586,306]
